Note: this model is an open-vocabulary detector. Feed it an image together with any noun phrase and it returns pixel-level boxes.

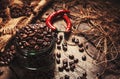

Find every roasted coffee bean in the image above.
[78,43,83,48]
[46,34,52,38]
[62,59,68,65]
[24,42,30,47]
[33,37,37,41]
[74,58,79,63]
[57,39,61,45]
[56,59,60,64]
[72,37,75,42]
[62,42,67,46]
[63,63,68,68]
[57,45,61,50]
[69,55,74,60]
[34,45,40,50]
[58,67,63,72]
[64,75,70,79]
[70,64,75,72]
[43,42,48,47]
[69,61,74,66]
[56,52,61,58]
[63,46,67,51]
[29,40,36,45]
[65,67,69,72]
[82,55,86,61]
[74,38,79,44]
[59,35,63,40]
[79,48,84,52]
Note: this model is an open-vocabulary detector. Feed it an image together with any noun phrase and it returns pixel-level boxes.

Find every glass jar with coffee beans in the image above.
[14,23,57,71]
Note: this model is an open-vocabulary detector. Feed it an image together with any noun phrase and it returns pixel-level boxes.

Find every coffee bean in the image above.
[56,52,61,58]
[34,45,40,50]
[72,37,75,42]
[78,43,83,48]
[79,48,84,52]
[63,46,67,51]
[74,58,79,63]
[74,38,79,44]
[70,64,75,72]
[21,34,27,38]
[62,42,67,46]
[43,41,48,47]
[24,42,30,46]
[57,45,61,50]
[33,37,37,41]
[56,59,60,64]
[58,67,63,72]
[59,35,63,40]
[57,39,61,45]
[37,39,44,44]
[63,63,68,68]
[82,55,86,61]
[65,67,69,72]
[69,61,74,66]
[69,55,74,60]
[44,37,50,42]
[46,34,52,38]
[64,75,70,79]
[62,59,68,65]
[43,31,48,35]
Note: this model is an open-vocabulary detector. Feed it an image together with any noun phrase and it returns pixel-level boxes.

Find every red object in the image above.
[46,10,71,32]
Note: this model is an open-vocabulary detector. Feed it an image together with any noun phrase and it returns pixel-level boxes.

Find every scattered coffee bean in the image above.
[82,55,86,61]
[57,45,61,50]
[62,42,67,46]
[72,37,75,42]
[64,75,70,79]
[62,59,68,65]
[69,55,74,60]
[70,64,75,72]
[65,67,69,72]
[63,63,68,68]
[63,46,67,51]
[57,39,61,45]
[74,38,79,44]
[56,59,60,64]
[78,43,83,48]
[56,52,61,58]
[69,61,74,66]
[59,35,63,40]
[79,48,84,52]
[58,66,63,72]
[74,58,79,63]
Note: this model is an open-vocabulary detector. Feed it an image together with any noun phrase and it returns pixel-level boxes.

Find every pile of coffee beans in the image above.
[15,24,57,53]
[10,4,33,18]
[0,45,16,65]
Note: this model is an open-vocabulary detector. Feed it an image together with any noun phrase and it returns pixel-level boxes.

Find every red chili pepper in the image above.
[46,10,71,32]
